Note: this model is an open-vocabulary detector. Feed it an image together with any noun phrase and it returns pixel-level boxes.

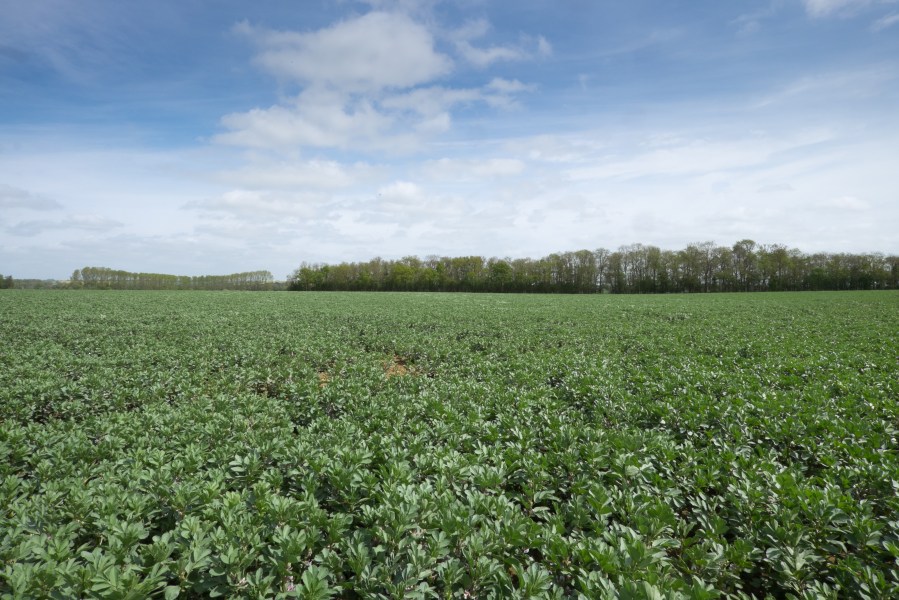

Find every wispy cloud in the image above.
[449,18,550,68]
[421,158,525,181]
[871,12,899,29]
[8,214,123,237]
[803,0,869,17]
[823,195,871,210]
[0,184,62,211]
[214,159,379,190]
[186,189,332,219]
[751,64,898,108]
[800,0,898,18]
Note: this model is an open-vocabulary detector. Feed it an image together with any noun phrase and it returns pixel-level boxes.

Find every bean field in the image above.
[1,291,897,599]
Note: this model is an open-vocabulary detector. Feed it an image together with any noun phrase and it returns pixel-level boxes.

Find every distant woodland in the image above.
[68,267,275,290]
[2,241,895,293]
[289,240,898,293]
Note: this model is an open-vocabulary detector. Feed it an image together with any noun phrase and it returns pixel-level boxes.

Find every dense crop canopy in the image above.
[1,291,897,598]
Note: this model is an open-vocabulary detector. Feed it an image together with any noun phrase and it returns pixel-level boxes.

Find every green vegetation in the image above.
[70,268,275,291]
[1,290,897,599]
[289,241,898,293]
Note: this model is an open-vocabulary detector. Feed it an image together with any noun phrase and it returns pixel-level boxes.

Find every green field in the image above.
[1,291,897,599]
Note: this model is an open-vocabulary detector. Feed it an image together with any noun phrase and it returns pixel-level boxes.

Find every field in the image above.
[1,290,897,599]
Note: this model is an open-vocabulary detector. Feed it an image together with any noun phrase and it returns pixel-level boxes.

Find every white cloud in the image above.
[218,77,536,151]
[216,159,377,189]
[752,65,897,108]
[0,184,62,210]
[802,0,871,17]
[732,2,783,34]
[187,189,332,219]
[359,0,441,16]
[378,180,423,202]
[872,12,899,29]
[8,214,123,236]
[422,158,525,180]
[456,42,525,68]
[216,89,399,150]
[364,181,474,225]
[537,36,552,57]
[757,183,796,193]
[380,86,483,117]
[450,18,545,68]
[485,78,535,94]
[235,12,452,92]
[564,137,784,181]
[521,135,607,164]
[218,12,544,153]
[824,195,870,210]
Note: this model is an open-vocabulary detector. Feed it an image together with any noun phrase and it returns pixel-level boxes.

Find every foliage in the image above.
[70,267,275,291]
[288,241,899,293]
[1,290,898,598]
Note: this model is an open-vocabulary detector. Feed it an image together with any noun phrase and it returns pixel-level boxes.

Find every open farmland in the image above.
[1,290,897,599]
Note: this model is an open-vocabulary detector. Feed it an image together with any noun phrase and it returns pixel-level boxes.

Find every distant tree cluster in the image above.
[0,273,13,289]
[70,267,275,291]
[289,241,899,293]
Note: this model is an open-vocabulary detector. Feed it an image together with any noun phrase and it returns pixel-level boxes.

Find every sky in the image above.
[1,0,898,280]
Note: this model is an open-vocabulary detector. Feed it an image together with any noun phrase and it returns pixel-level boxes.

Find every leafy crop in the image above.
[1,290,897,598]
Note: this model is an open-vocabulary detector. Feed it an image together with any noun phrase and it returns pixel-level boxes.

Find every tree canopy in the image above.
[288,241,898,294]
[70,267,275,291]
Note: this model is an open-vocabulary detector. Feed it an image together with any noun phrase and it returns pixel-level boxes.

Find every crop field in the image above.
[1,290,897,599]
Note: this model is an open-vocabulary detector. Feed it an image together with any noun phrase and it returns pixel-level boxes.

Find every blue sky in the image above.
[2,0,898,279]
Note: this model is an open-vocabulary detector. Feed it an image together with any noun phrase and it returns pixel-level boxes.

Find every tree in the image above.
[285,242,896,294]
[488,259,513,292]
[732,239,759,291]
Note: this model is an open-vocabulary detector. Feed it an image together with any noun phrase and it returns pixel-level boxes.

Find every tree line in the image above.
[0,274,13,289]
[288,240,899,294]
[70,267,275,291]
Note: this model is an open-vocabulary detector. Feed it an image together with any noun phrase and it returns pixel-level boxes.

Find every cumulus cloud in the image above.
[235,13,452,92]
[217,11,546,153]
[366,180,470,224]
[216,88,400,150]
[0,183,62,210]
[378,180,423,203]
[379,86,483,129]
[218,81,534,151]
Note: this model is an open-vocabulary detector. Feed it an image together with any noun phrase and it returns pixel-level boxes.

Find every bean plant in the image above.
[1,290,897,599]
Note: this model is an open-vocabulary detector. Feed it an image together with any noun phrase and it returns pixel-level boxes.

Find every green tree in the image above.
[488,259,513,291]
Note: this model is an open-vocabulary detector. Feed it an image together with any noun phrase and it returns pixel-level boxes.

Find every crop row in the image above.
[1,290,897,598]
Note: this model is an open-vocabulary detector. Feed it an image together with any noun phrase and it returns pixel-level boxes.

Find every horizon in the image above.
[2,0,898,280]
